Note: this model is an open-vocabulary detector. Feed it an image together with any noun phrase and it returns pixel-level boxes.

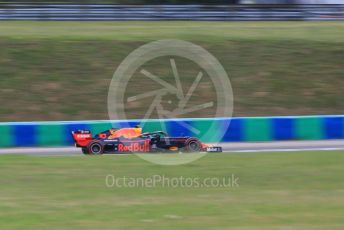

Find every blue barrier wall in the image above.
[0,4,343,21]
[0,115,343,147]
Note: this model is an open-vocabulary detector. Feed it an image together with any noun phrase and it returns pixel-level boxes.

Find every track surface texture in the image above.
[1,140,344,156]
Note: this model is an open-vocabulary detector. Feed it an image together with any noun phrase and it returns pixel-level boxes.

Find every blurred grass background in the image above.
[0,151,343,229]
[0,21,343,121]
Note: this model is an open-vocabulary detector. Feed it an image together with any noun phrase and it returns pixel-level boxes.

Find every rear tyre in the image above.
[82,147,89,154]
[185,138,202,152]
[87,141,104,155]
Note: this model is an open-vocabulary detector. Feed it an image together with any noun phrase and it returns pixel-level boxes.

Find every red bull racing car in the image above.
[72,126,222,154]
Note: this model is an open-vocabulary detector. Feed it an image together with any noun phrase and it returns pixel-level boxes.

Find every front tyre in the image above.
[87,141,104,155]
[185,138,202,152]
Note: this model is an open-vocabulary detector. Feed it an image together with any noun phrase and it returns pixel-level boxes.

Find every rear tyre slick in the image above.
[82,147,89,155]
[87,141,104,155]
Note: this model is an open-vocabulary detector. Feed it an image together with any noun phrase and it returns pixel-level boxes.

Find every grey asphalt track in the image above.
[1,140,344,156]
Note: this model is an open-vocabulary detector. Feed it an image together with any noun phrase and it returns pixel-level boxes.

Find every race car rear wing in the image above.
[71,130,91,134]
[71,130,93,147]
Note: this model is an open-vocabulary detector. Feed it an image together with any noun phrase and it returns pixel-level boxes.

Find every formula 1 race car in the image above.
[72,126,222,154]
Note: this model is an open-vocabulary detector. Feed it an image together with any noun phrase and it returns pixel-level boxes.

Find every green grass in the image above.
[0,151,344,229]
[1,21,343,42]
[0,21,343,121]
